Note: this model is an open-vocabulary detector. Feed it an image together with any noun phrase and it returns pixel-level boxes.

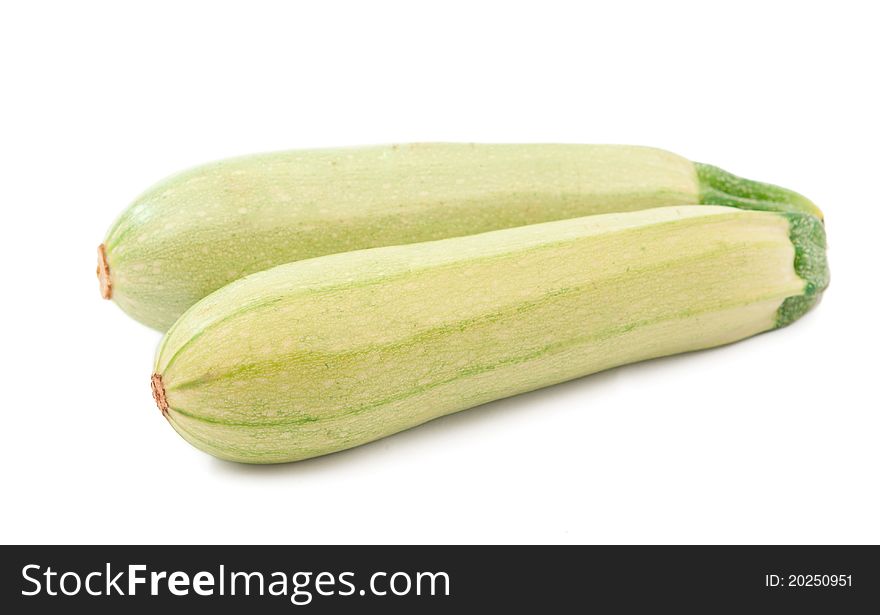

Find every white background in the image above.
[1,1,877,544]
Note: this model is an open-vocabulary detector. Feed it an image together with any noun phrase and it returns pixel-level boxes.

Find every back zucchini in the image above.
[98,143,822,330]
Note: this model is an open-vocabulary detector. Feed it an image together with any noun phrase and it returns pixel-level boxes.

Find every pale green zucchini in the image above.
[99,143,822,330]
[151,205,828,464]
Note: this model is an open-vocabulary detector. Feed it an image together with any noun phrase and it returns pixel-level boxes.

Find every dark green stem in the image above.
[696,163,824,221]
[776,213,829,328]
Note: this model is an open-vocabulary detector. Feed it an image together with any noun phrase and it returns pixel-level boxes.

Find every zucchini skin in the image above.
[100,143,819,331]
[152,205,827,464]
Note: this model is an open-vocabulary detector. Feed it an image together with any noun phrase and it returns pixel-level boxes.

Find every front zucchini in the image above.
[152,205,828,464]
[99,143,821,330]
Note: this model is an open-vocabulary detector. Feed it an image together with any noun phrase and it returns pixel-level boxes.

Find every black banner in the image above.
[2,546,877,612]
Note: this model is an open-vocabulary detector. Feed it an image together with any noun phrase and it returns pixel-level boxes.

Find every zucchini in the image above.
[98,143,822,330]
[151,205,828,464]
